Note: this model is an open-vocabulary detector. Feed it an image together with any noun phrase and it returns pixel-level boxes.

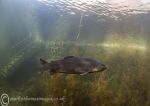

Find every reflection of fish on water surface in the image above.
[39,56,107,76]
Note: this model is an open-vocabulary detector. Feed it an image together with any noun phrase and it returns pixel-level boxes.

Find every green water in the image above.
[0,0,150,106]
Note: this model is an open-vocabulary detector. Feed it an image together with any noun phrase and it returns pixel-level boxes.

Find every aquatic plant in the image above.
[19,47,150,106]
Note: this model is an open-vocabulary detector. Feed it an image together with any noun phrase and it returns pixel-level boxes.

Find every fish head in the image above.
[39,58,51,74]
[91,61,107,72]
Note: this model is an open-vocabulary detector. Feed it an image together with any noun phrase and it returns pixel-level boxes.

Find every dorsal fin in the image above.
[64,56,74,59]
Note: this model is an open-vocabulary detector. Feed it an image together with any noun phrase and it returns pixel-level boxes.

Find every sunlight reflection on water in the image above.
[37,0,150,20]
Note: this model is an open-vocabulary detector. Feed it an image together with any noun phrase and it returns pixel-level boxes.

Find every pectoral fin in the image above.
[80,72,89,75]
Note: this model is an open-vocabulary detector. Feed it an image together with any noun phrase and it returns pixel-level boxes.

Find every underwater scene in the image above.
[0,0,150,106]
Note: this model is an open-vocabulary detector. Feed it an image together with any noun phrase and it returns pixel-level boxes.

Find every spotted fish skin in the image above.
[39,56,107,75]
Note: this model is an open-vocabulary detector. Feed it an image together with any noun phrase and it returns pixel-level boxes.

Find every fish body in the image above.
[40,56,107,75]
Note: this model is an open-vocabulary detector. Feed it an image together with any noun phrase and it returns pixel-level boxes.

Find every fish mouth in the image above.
[92,66,107,72]
[101,66,107,71]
